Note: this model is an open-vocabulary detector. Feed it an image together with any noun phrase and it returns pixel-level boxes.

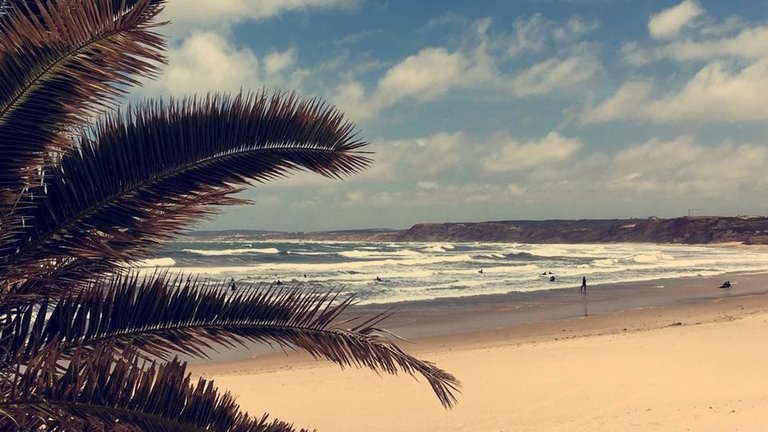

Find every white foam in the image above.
[421,244,454,253]
[183,248,280,256]
[135,257,176,267]
[155,240,768,305]
[338,249,422,259]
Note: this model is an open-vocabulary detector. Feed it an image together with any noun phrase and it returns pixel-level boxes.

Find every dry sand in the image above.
[191,274,768,431]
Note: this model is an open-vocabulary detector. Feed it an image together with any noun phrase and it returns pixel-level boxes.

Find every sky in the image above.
[140,0,768,231]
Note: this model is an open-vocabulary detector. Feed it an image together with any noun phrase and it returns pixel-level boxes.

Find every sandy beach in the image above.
[190,271,768,431]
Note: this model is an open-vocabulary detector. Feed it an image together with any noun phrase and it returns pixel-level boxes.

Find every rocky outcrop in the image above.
[188,216,768,244]
[392,217,768,244]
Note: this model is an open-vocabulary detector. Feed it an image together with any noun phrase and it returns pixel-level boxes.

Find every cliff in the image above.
[188,216,768,244]
[392,217,768,244]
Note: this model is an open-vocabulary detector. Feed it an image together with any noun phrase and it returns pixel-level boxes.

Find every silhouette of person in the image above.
[478,269,483,274]
[229,277,237,291]
[275,279,283,285]
[375,276,382,282]
[549,275,556,282]
[581,276,587,293]
[184,276,191,289]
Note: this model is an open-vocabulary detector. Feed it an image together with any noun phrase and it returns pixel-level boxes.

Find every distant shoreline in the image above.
[188,216,768,244]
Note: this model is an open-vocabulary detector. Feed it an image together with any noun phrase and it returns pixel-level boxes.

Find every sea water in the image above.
[139,241,768,304]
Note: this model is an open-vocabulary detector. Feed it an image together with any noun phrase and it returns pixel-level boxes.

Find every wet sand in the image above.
[190,271,768,431]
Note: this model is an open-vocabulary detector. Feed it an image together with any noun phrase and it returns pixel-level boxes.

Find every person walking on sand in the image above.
[229,277,237,291]
[581,276,587,293]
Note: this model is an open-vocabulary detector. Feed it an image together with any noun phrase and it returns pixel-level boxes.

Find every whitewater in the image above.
[139,241,768,304]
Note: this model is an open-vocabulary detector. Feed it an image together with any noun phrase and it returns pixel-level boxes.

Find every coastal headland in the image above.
[189,216,768,244]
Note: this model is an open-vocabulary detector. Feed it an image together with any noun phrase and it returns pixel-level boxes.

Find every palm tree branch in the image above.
[3,274,459,408]
[0,0,166,202]
[1,93,370,284]
[0,347,306,431]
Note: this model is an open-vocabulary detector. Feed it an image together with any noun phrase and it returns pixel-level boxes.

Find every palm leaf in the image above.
[2,273,460,408]
[1,92,370,287]
[0,346,307,431]
[0,0,166,205]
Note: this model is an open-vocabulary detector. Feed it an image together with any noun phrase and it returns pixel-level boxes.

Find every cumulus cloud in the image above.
[609,136,768,195]
[510,52,601,96]
[417,181,440,190]
[161,0,358,33]
[506,14,599,57]
[583,61,768,123]
[264,49,297,74]
[648,0,703,39]
[377,47,482,103]
[582,81,653,123]
[142,33,304,96]
[360,131,468,181]
[333,17,601,119]
[143,32,260,95]
[483,132,582,172]
[508,14,551,56]
[622,1,768,65]
[334,44,493,119]
[623,25,768,65]
[234,132,768,226]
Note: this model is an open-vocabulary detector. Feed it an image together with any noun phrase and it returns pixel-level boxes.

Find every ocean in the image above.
[139,241,768,305]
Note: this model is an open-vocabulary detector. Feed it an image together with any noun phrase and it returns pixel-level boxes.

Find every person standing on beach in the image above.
[581,276,587,293]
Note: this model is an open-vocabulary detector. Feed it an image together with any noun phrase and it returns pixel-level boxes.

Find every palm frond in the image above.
[1,93,370,286]
[2,273,460,408]
[0,346,306,431]
[0,0,166,203]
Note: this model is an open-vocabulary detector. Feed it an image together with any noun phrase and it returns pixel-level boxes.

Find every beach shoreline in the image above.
[189,271,768,431]
[188,270,768,363]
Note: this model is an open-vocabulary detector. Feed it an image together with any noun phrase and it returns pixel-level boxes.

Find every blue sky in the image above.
[143,1,768,231]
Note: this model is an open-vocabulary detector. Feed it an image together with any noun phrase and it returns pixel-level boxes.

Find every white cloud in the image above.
[508,14,598,56]
[584,60,768,123]
[508,14,551,56]
[377,48,478,103]
[417,181,440,190]
[162,0,357,32]
[145,32,260,95]
[264,49,297,74]
[235,132,768,225]
[483,132,582,172]
[334,45,493,120]
[645,61,768,122]
[554,16,600,42]
[506,183,527,197]
[582,81,653,123]
[623,25,768,65]
[648,0,703,39]
[333,18,601,119]
[360,131,468,181]
[510,52,601,96]
[143,33,305,96]
[609,136,768,195]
